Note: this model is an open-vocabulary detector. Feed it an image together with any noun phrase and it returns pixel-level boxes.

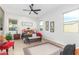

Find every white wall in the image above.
[38,4,79,47]
[0,31,2,35]
[3,13,37,34]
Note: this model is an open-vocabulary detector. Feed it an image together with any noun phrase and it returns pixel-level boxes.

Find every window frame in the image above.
[63,8,79,32]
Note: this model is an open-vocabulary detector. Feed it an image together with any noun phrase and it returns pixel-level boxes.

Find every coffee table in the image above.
[28,36,41,43]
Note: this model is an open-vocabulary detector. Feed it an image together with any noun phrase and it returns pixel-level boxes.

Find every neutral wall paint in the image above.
[38,4,79,47]
[3,13,37,34]
[0,31,2,34]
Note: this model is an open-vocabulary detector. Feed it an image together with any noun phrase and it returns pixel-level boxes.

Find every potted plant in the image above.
[6,33,12,41]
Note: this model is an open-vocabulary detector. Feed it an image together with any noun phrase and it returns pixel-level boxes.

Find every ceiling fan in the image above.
[23,4,41,15]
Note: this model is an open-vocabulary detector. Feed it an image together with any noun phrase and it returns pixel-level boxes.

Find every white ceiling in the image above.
[1,4,61,18]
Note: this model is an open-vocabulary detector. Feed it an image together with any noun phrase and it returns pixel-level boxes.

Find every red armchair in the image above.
[0,41,14,55]
[0,52,7,55]
[36,32,42,37]
[13,34,20,40]
[36,32,42,40]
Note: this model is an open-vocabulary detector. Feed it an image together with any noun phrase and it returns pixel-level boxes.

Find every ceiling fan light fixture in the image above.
[23,4,41,15]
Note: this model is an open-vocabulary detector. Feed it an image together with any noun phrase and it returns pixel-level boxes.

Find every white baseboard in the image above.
[44,39,64,48]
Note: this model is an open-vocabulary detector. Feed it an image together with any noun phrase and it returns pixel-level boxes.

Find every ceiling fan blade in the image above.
[33,9,41,11]
[23,4,41,15]
[29,11,31,14]
[33,11,38,14]
[29,5,33,10]
[23,9,30,11]
[31,4,34,6]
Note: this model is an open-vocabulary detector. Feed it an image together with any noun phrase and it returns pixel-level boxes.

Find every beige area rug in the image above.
[23,42,63,55]
[23,39,48,48]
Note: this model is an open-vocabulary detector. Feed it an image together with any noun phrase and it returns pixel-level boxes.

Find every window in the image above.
[64,9,79,32]
[9,19,17,31]
[39,20,44,31]
[40,21,43,26]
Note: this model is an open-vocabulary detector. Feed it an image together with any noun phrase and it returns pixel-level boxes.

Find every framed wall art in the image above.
[50,21,54,32]
[22,22,33,26]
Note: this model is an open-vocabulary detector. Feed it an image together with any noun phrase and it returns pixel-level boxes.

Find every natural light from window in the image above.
[39,20,43,31]
[64,9,79,32]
